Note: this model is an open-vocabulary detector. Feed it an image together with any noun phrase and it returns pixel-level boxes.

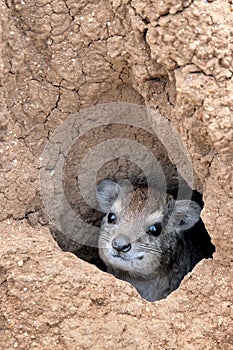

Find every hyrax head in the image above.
[96,179,201,279]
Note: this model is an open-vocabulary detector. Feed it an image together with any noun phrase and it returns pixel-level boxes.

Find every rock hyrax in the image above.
[96,179,205,302]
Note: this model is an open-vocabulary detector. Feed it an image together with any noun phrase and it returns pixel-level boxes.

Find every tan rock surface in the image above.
[1,220,232,350]
[1,0,232,349]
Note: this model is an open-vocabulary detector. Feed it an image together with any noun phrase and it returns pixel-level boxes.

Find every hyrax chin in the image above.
[96,179,206,302]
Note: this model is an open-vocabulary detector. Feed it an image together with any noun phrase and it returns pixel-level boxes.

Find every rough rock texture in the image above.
[0,220,231,350]
[0,0,232,349]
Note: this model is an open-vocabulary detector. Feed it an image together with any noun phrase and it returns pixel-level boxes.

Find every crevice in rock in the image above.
[48,178,215,302]
[47,180,215,301]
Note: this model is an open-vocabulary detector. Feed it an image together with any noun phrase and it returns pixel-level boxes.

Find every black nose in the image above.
[112,234,131,253]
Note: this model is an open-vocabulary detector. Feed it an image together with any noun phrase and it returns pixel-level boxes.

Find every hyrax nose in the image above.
[112,234,131,253]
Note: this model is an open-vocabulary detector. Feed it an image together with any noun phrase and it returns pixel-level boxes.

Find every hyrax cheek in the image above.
[98,236,112,250]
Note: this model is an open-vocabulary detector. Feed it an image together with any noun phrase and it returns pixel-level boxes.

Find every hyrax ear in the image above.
[171,200,201,232]
[96,179,123,213]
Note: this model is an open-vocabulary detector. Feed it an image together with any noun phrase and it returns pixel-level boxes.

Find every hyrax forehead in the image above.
[112,187,166,224]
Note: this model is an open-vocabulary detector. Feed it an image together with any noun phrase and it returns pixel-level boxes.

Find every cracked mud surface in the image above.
[1,0,232,349]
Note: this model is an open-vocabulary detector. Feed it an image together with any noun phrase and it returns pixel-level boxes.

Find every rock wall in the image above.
[0,0,232,349]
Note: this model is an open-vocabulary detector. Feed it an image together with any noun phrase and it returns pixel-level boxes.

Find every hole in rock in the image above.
[46,122,215,302]
[52,177,215,302]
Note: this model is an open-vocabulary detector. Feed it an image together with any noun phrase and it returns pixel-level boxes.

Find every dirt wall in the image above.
[0,0,232,349]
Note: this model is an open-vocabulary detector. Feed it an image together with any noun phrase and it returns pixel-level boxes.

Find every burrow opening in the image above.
[37,120,215,302]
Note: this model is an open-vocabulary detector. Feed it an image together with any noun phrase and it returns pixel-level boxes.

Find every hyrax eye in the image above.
[147,222,162,236]
[107,213,117,224]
